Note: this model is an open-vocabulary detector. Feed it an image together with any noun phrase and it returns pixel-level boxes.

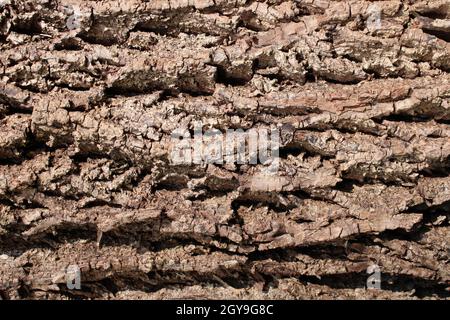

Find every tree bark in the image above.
[0,0,449,299]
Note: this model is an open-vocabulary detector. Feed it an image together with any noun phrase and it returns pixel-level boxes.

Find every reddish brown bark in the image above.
[0,0,449,300]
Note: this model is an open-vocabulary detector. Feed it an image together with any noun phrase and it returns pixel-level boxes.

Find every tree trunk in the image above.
[0,0,449,299]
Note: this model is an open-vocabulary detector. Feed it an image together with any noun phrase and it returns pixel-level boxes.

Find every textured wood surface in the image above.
[0,0,449,299]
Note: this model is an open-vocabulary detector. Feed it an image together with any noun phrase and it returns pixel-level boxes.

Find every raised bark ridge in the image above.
[0,0,449,300]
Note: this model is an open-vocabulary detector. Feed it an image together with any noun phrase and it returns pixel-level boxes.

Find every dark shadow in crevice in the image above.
[214,65,252,87]
[423,29,450,43]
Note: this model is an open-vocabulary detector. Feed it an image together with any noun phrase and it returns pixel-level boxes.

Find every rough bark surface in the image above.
[0,0,449,300]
